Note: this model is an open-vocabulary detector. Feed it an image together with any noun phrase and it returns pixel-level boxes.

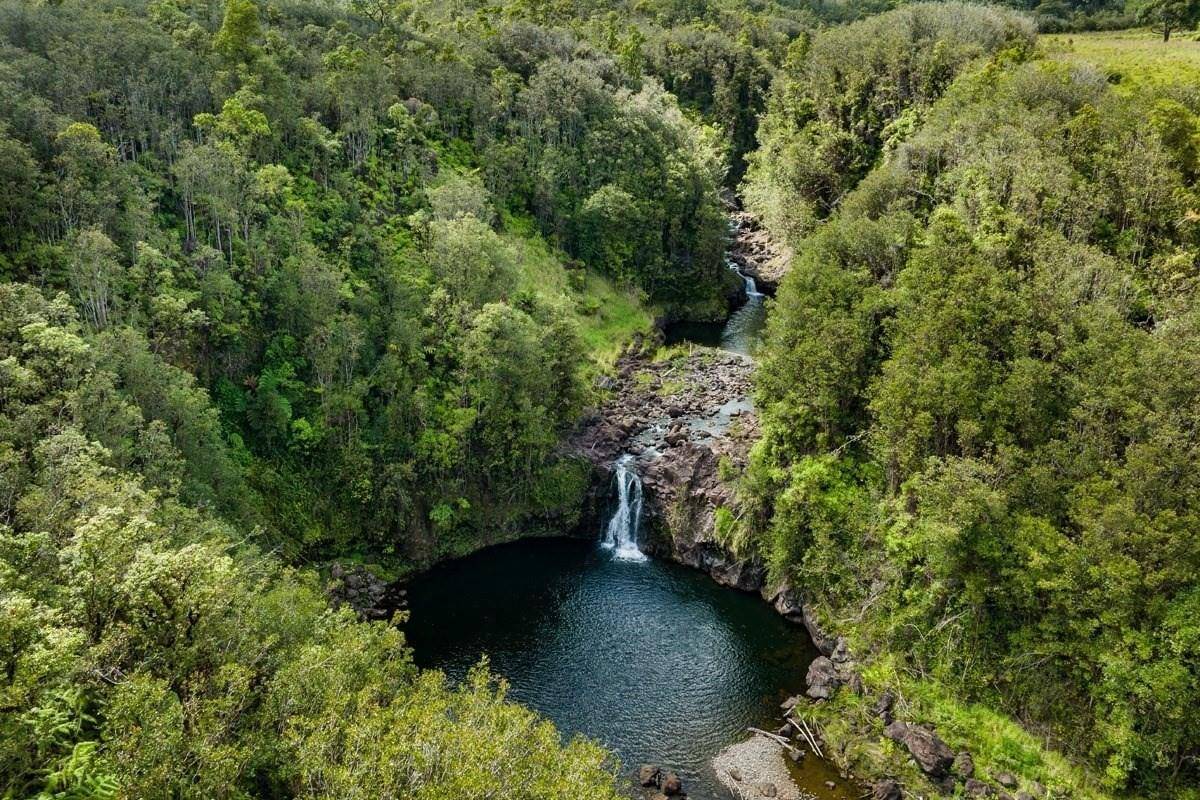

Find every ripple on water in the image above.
[404,539,821,799]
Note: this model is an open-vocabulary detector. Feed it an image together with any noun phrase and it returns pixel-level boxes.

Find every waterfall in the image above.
[727,255,764,300]
[601,455,647,562]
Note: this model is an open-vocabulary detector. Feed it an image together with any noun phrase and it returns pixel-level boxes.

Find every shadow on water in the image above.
[405,539,853,800]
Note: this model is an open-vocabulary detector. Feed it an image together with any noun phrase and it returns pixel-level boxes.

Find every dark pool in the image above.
[404,538,823,799]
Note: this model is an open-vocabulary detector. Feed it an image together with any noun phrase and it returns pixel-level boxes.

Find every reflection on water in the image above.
[404,539,819,799]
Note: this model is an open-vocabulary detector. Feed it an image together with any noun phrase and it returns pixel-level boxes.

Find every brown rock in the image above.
[661,771,683,796]
[883,721,955,778]
[966,778,997,797]
[637,764,661,787]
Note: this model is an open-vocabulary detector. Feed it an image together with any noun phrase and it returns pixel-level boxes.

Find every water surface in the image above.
[405,539,820,798]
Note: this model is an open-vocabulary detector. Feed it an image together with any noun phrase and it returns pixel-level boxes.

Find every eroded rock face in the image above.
[327,563,406,621]
[883,721,955,779]
[805,656,841,700]
[569,348,762,592]
[728,209,791,292]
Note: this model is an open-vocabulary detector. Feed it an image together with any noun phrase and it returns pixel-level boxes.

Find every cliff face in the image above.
[570,348,754,559]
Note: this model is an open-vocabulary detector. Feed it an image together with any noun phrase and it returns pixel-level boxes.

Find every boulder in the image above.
[831,636,852,663]
[661,771,683,796]
[883,721,955,779]
[954,751,976,779]
[996,772,1018,789]
[637,764,661,787]
[965,779,997,797]
[805,656,841,700]
[872,779,903,800]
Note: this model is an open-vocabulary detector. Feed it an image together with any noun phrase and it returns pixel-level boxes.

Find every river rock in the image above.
[805,656,841,700]
[872,779,902,800]
[661,771,683,796]
[884,721,955,778]
[758,783,777,797]
[637,764,661,787]
[954,751,976,779]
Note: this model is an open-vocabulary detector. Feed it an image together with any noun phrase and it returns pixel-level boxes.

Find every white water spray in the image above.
[601,455,647,562]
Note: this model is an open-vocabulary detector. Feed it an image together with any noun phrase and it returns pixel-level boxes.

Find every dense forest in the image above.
[742,5,1200,798]
[2,0,1199,798]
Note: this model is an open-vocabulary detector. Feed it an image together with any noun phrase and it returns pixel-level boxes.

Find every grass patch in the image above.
[500,212,655,364]
[807,650,1118,800]
[1042,30,1200,91]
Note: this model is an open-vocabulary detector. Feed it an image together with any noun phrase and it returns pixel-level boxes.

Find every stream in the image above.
[403,226,852,800]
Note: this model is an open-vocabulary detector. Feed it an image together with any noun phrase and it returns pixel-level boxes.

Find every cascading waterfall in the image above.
[601,455,647,562]
[719,258,767,355]
[731,257,764,300]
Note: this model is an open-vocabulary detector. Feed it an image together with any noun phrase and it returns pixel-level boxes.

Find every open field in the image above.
[1042,29,1200,90]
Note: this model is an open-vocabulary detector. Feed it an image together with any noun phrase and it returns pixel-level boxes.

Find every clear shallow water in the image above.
[404,539,820,799]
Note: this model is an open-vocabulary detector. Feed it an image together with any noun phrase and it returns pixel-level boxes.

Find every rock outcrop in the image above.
[327,563,406,621]
[883,721,955,780]
[728,209,790,292]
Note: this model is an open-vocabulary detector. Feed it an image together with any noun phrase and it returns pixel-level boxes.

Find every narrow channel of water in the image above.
[664,255,768,357]
[404,539,822,799]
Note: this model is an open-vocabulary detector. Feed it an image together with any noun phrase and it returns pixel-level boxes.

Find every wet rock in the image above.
[883,721,955,778]
[805,656,841,700]
[661,771,683,796]
[996,772,1018,789]
[966,778,997,797]
[637,764,661,787]
[954,751,976,779]
[872,779,902,800]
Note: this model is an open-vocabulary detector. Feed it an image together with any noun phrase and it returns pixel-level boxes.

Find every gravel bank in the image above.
[712,733,816,800]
